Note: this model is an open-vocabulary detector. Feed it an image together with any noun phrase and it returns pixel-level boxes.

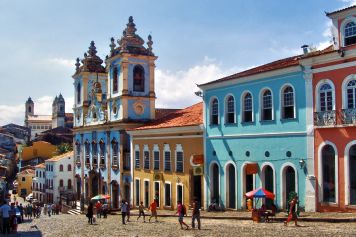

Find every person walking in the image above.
[43,204,47,216]
[27,204,32,220]
[95,201,102,219]
[175,201,189,230]
[126,202,131,222]
[87,202,94,225]
[284,195,300,227]
[191,199,201,230]
[137,201,146,222]
[47,204,52,217]
[120,200,128,225]
[18,204,24,223]
[148,199,158,223]
[0,201,11,234]
[52,203,56,215]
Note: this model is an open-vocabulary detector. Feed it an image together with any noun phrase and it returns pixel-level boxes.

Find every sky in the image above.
[0,0,354,125]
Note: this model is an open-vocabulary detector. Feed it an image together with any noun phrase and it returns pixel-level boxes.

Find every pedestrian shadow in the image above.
[10,230,42,236]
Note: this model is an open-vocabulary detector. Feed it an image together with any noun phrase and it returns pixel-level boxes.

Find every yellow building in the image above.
[21,141,57,161]
[17,169,35,197]
[128,103,204,210]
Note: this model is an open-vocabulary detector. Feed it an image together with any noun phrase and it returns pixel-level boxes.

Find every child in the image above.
[137,201,146,222]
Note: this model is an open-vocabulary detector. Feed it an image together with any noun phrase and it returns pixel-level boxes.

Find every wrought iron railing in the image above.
[314,111,336,126]
[341,108,356,125]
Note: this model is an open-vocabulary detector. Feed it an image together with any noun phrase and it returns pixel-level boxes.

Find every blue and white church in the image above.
[73,16,157,208]
[198,55,316,211]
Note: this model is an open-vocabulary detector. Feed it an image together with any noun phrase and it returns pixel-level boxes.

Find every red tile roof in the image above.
[155,108,180,119]
[134,103,203,130]
[47,151,73,162]
[200,45,335,87]
[326,5,356,17]
[34,163,45,169]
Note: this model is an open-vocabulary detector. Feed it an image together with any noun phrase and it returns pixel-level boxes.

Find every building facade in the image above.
[73,16,157,208]
[128,103,204,210]
[301,6,356,212]
[33,163,46,203]
[45,152,74,204]
[17,168,35,197]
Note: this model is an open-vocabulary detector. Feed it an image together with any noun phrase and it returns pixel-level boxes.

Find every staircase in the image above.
[67,201,82,215]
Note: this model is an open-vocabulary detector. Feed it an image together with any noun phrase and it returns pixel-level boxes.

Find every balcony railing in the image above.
[314,111,336,126]
[123,152,130,171]
[341,108,356,125]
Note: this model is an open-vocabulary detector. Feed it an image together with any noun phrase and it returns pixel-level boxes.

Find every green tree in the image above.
[55,143,73,155]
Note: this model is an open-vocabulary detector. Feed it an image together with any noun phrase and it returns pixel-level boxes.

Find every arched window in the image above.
[59,164,63,172]
[92,142,98,166]
[59,179,64,187]
[143,145,150,170]
[262,90,273,121]
[225,96,235,124]
[113,67,118,93]
[319,83,333,111]
[345,22,356,46]
[28,106,32,113]
[68,164,72,171]
[77,83,81,104]
[346,79,356,109]
[242,92,253,122]
[133,65,145,92]
[68,179,72,189]
[282,86,295,119]
[85,140,90,165]
[322,145,336,203]
[111,138,119,166]
[211,98,219,125]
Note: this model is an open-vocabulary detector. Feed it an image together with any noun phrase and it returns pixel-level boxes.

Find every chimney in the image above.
[301,45,309,55]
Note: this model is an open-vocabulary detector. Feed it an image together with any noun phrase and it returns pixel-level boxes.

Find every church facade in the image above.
[73,17,157,208]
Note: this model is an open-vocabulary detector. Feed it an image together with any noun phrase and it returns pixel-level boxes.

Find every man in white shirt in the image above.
[0,201,11,234]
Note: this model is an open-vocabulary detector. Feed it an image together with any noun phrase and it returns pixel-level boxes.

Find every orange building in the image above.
[21,141,57,161]
[301,6,356,211]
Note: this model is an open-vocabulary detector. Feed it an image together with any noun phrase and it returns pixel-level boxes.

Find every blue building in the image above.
[73,17,157,208]
[198,56,315,211]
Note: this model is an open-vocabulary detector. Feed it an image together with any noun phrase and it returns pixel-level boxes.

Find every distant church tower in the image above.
[52,94,65,128]
[25,97,34,126]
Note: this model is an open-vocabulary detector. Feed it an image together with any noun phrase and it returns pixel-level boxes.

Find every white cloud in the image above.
[46,58,75,68]
[341,0,356,7]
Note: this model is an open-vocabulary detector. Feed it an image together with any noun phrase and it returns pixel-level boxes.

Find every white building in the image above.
[33,163,46,203]
[44,151,74,204]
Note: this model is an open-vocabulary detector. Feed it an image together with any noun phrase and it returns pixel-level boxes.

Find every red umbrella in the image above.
[245,187,275,200]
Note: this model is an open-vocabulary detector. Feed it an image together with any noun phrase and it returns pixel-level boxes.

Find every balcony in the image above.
[123,152,130,171]
[314,111,336,126]
[341,109,356,125]
[58,186,74,194]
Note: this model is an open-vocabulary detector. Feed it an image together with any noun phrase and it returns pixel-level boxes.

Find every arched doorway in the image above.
[91,174,99,197]
[210,163,220,205]
[282,165,296,209]
[226,163,236,209]
[262,165,274,208]
[112,181,119,209]
[349,145,356,205]
[321,145,336,203]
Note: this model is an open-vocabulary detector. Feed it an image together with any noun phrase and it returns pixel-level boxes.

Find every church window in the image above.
[28,106,32,113]
[345,21,356,46]
[92,142,98,166]
[133,65,145,92]
[77,83,81,104]
[113,67,118,93]
[99,140,105,166]
[85,141,90,165]
[111,138,119,166]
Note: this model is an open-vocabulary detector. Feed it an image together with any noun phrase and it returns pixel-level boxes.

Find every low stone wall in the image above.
[61,204,71,214]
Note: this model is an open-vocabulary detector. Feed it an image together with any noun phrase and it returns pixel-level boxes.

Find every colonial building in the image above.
[25,94,73,140]
[44,151,74,204]
[33,163,46,203]
[127,103,204,210]
[16,168,35,197]
[301,5,356,212]
[73,16,158,208]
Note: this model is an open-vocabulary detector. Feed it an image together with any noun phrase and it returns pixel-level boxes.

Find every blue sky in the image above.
[0,0,353,125]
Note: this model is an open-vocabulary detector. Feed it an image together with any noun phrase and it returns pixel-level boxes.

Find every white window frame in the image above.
[210,97,219,125]
[176,183,184,205]
[315,79,336,112]
[175,144,184,173]
[280,84,296,119]
[259,87,274,121]
[143,144,150,170]
[241,90,254,123]
[163,144,171,172]
[134,144,140,169]
[342,74,356,109]
[340,17,356,47]
[164,181,172,207]
[224,94,236,124]
[135,178,141,207]
[153,144,160,171]
[153,181,161,208]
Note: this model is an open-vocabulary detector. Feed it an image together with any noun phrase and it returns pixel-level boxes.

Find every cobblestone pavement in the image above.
[13,212,356,237]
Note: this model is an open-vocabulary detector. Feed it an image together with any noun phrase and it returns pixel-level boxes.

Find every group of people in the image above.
[86,201,109,224]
